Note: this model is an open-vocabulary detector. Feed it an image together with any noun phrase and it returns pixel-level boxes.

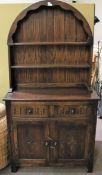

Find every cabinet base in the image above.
[10,164,93,173]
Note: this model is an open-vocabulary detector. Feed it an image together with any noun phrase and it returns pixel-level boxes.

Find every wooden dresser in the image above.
[4,0,99,173]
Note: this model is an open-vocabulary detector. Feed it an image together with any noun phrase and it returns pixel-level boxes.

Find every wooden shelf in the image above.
[8,41,92,46]
[11,64,90,69]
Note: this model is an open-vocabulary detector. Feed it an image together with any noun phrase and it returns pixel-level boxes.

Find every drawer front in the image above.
[11,102,95,119]
[53,104,94,117]
[11,102,49,118]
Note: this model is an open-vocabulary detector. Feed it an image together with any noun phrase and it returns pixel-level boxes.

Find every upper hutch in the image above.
[4,0,99,173]
[8,0,93,92]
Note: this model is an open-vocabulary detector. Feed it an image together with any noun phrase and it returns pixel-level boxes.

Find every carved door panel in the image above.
[45,121,91,164]
[56,121,91,163]
[12,121,49,165]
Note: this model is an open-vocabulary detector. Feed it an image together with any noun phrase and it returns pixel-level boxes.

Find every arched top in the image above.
[8,0,93,43]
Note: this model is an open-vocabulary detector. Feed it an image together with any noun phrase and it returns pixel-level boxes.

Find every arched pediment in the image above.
[8,0,93,43]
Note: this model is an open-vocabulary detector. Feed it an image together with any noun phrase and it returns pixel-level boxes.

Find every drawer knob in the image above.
[70,108,75,114]
[27,108,33,114]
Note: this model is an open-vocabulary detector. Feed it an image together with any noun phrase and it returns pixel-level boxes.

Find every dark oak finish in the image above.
[4,0,99,173]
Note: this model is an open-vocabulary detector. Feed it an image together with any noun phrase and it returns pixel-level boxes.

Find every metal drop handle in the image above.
[50,141,57,149]
[44,140,57,148]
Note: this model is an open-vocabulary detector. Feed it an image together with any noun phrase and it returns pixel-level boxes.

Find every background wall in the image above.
[0,4,30,102]
[0,2,95,102]
[94,0,102,45]
[0,0,95,3]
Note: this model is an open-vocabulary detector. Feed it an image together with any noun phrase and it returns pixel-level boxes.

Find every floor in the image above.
[0,118,102,175]
[96,117,102,141]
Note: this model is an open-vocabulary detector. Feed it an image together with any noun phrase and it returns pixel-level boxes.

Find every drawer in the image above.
[11,102,49,117]
[52,103,94,118]
[11,102,95,119]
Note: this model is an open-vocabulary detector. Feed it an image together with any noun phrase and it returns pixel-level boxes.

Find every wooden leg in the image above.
[87,160,93,173]
[11,164,19,173]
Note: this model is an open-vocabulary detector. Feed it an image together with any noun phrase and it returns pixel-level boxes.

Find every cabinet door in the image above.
[57,122,90,162]
[50,121,90,165]
[12,121,49,166]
